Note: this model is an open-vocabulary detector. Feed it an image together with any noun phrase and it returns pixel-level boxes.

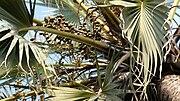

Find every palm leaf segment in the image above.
[38,0,86,24]
[0,31,46,77]
[0,0,33,28]
[0,0,47,77]
[109,0,169,87]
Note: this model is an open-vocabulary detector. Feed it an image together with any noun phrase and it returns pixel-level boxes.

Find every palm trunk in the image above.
[157,74,180,101]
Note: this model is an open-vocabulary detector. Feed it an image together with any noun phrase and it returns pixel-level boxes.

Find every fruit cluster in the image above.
[38,14,104,61]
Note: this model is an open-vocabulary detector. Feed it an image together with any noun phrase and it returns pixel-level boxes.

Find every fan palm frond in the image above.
[113,0,167,78]
[0,0,33,29]
[46,86,96,101]
[0,0,50,82]
[37,0,86,24]
[0,29,47,77]
[96,0,170,99]
[100,52,132,100]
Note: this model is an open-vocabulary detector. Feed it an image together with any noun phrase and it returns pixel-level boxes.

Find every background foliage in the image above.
[0,0,179,101]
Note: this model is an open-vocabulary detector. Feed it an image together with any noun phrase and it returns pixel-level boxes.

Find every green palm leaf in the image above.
[100,0,170,99]
[46,86,96,101]
[37,0,86,24]
[0,0,33,29]
[0,0,50,79]
[100,52,131,100]
[122,0,168,80]
[0,29,47,77]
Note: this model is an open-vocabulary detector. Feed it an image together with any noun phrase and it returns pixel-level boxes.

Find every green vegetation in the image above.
[0,0,180,101]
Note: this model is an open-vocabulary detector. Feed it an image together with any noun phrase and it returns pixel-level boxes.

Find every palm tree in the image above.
[0,0,179,100]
